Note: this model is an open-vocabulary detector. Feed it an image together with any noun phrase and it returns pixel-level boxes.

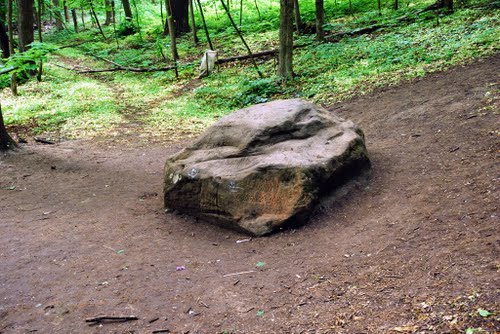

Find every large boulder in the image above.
[163,99,370,236]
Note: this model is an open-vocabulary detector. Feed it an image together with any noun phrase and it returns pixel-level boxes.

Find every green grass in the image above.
[292,9,500,103]
[1,0,498,139]
[2,64,123,138]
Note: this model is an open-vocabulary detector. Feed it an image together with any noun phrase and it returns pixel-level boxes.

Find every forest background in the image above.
[0,0,498,146]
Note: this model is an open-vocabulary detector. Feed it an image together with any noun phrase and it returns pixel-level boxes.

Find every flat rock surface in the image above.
[0,56,499,333]
[163,99,370,235]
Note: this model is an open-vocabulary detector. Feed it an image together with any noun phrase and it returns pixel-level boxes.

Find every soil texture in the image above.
[1,56,499,333]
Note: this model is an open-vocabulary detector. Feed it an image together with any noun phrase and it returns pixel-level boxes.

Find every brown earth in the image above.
[1,56,499,334]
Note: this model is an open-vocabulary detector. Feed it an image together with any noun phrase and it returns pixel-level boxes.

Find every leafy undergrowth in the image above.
[1,0,499,140]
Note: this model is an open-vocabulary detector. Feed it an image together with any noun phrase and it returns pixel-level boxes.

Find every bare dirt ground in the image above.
[1,56,499,334]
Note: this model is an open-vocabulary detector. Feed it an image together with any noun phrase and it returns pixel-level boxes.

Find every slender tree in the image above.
[253,0,260,19]
[239,0,242,26]
[104,0,112,24]
[63,0,69,21]
[164,0,189,36]
[0,0,10,58]
[159,0,164,26]
[165,0,179,78]
[220,0,263,78]
[292,0,301,33]
[131,0,142,40]
[81,9,86,28]
[7,0,16,95]
[196,0,213,50]
[111,0,115,22]
[71,8,78,31]
[53,0,64,30]
[0,102,16,151]
[16,0,35,51]
[278,0,293,80]
[36,0,42,81]
[315,0,324,41]
[121,0,132,20]
[49,0,52,21]
[89,0,106,38]
[189,0,198,44]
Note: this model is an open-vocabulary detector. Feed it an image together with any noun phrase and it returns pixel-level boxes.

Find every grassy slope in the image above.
[1,0,499,139]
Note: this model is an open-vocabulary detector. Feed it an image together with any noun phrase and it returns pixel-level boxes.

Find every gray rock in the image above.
[164,99,370,236]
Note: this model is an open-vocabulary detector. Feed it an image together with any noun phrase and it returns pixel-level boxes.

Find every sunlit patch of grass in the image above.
[141,96,217,138]
[112,72,178,104]
[60,103,123,138]
[1,64,123,138]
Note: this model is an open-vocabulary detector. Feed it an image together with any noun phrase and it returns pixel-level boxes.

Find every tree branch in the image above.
[0,66,18,75]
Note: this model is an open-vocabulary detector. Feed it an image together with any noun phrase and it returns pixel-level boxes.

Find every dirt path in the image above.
[1,56,499,334]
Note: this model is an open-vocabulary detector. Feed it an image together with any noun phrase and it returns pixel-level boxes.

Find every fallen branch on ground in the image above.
[223,270,256,277]
[326,24,385,42]
[85,315,139,324]
[34,137,55,145]
[61,45,310,74]
[53,10,439,76]
[0,66,18,75]
[324,6,440,43]
[78,66,178,74]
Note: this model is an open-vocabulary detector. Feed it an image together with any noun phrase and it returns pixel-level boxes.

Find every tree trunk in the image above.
[0,0,10,58]
[7,0,16,95]
[37,0,42,41]
[49,0,52,22]
[165,0,179,61]
[168,0,189,35]
[220,0,263,78]
[81,9,85,28]
[443,0,453,11]
[53,0,63,30]
[104,0,112,25]
[122,0,133,20]
[394,0,398,10]
[189,0,198,44]
[378,0,381,15]
[315,0,324,41]
[239,0,242,26]
[71,8,78,31]
[89,0,106,38]
[195,0,213,50]
[292,0,301,34]
[36,0,42,81]
[16,0,35,51]
[278,0,293,80]
[160,0,164,26]
[0,102,16,151]
[0,23,9,58]
[63,0,69,21]
[254,0,260,19]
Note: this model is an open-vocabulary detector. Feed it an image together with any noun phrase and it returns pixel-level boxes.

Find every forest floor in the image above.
[0,55,499,334]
